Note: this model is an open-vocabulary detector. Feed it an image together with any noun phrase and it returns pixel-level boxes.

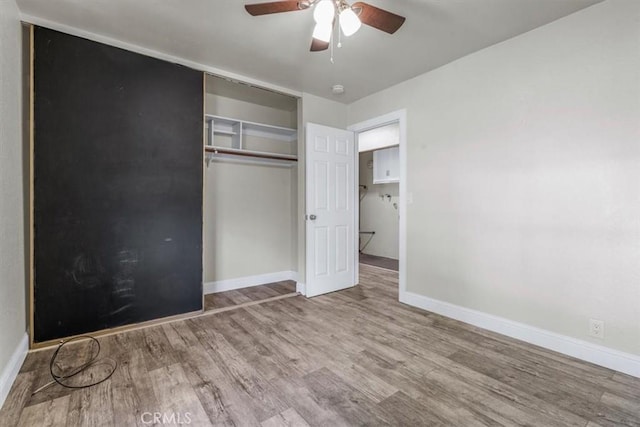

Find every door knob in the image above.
[309,214,317,220]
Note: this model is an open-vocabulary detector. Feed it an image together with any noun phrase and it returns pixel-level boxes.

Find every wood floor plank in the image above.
[600,392,640,421]
[189,316,289,422]
[267,375,349,427]
[414,346,590,426]
[18,348,54,374]
[0,371,36,426]
[302,367,393,425]
[263,281,296,295]
[612,372,640,390]
[25,376,74,407]
[149,363,211,425]
[450,345,605,404]
[224,289,255,305]
[299,296,453,367]
[434,313,618,383]
[16,394,70,427]
[350,349,424,396]
[378,391,453,426]
[427,314,620,390]
[214,312,289,381]
[244,304,400,404]
[204,292,237,311]
[110,348,160,427]
[65,381,114,427]
[275,312,401,402]
[178,329,261,426]
[449,349,640,427]
[141,325,177,372]
[240,284,282,301]
[261,408,310,427]
[349,350,489,426]
[204,281,297,312]
[229,309,317,377]
[425,366,586,427]
[161,320,199,352]
[329,298,459,359]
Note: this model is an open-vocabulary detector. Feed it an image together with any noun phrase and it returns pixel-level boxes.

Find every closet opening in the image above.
[202,74,300,310]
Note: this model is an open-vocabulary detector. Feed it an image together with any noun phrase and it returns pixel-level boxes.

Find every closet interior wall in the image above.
[204,75,298,286]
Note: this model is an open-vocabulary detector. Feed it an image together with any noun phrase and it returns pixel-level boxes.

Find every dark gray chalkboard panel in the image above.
[33,26,203,343]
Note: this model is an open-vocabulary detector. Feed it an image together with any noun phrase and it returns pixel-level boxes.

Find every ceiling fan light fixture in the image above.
[339,7,361,36]
[312,22,333,42]
[313,0,335,23]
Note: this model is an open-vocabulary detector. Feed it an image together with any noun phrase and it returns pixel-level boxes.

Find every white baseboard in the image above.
[0,333,29,410]
[204,271,298,294]
[400,290,640,378]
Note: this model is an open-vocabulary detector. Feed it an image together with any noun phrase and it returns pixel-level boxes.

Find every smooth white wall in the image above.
[301,93,348,130]
[348,0,640,356]
[359,151,399,259]
[0,0,27,375]
[204,93,297,282]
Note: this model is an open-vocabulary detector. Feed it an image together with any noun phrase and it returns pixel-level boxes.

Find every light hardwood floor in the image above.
[2,264,640,426]
[204,281,296,311]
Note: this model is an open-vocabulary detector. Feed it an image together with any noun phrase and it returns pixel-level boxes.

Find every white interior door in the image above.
[305,123,356,297]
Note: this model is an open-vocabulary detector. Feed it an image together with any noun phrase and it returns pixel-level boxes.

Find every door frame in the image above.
[348,109,407,297]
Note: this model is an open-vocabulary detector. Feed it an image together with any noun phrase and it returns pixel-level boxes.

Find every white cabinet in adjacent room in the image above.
[373,146,399,184]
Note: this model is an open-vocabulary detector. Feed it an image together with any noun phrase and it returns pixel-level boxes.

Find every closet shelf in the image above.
[205,114,297,142]
[205,114,298,163]
[205,146,298,162]
[214,129,237,136]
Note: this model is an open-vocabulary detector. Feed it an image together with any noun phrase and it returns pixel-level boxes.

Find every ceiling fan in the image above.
[245,0,406,52]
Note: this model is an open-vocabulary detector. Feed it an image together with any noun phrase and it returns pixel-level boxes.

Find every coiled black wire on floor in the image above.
[33,335,117,395]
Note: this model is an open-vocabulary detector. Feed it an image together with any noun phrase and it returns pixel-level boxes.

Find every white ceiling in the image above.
[17,0,601,103]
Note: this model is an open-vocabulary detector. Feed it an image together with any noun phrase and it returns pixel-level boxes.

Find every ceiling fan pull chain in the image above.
[337,16,343,48]
[330,23,335,63]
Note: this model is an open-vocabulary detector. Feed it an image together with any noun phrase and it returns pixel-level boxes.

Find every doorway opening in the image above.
[349,110,407,297]
[358,137,399,271]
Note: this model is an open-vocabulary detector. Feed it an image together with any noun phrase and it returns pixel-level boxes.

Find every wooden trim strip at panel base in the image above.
[29,292,299,351]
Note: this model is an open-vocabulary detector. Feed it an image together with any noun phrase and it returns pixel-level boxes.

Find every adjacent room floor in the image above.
[2,264,639,426]
[358,253,399,271]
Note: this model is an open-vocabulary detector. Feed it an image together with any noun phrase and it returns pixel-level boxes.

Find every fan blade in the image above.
[310,38,329,51]
[245,1,303,16]
[352,2,405,34]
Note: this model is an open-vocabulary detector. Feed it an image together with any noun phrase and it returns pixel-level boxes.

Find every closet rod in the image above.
[205,146,298,162]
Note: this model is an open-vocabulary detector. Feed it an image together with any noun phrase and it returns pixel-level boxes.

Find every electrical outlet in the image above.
[589,319,604,339]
